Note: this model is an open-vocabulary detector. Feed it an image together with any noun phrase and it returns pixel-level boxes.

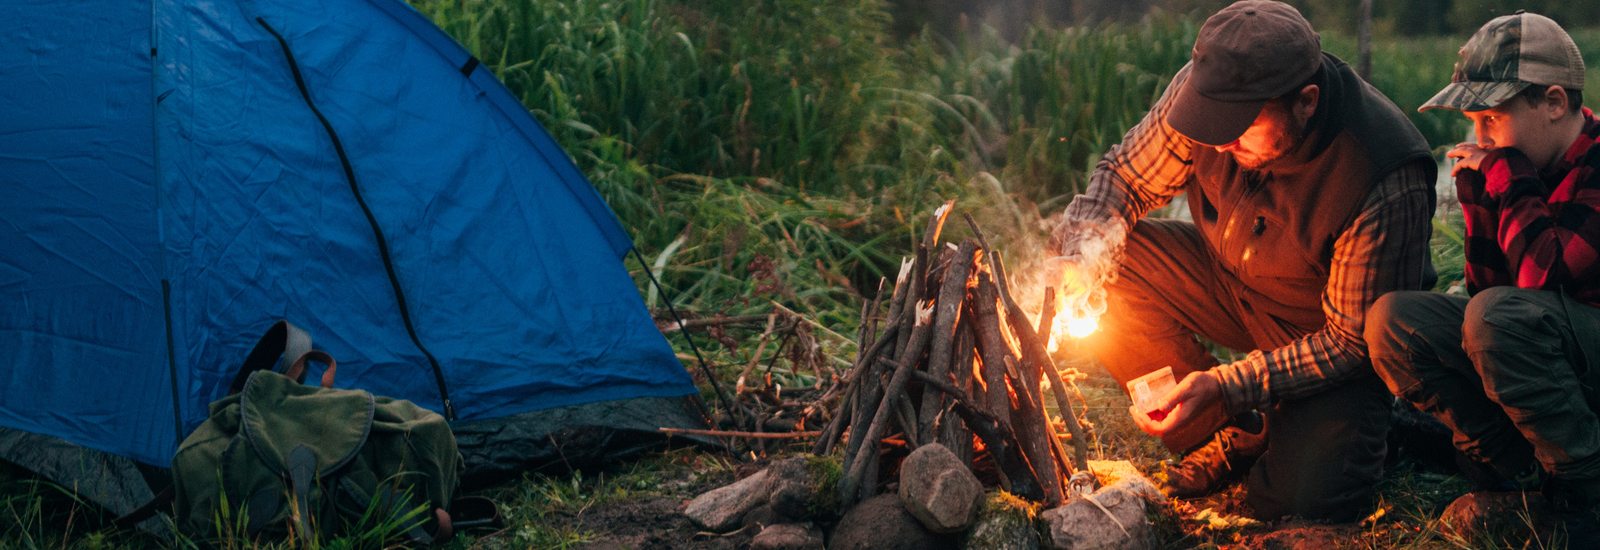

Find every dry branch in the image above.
[917,238,978,445]
[659,428,822,439]
[912,370,1045,502]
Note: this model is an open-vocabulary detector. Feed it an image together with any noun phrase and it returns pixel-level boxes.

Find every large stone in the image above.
[1438,491,1554,542]
[768,455,842,521]
[766,457,814,519]
[963,490,1041,550]
[832,493,958,550]
[899,443,985,533]
[1041,487,1151,550]
[751,522,825,550]
[684,468,774,532]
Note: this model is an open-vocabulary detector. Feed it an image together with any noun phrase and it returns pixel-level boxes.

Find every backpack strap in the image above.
[110,484,175,530]
[286,444,318,541]
[284,350,337,388]
[229,320,313,394]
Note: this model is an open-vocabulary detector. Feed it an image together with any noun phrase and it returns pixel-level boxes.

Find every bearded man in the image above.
[1047,0,1437,520]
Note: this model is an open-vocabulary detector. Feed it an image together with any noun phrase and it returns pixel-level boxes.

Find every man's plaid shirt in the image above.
[1059,76,1437,414]
[1458,108,1600,307]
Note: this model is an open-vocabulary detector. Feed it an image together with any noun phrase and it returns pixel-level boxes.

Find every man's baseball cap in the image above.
[1420,11,1584,112]
[1166,0,1322,146]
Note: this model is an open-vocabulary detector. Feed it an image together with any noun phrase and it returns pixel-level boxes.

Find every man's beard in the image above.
[1235,111,1309,170]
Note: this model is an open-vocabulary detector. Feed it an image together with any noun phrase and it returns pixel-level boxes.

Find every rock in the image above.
[684,468,774,532]
[742,504,791,531]
[1084,461,1163,506]
[900,443,985,533]
[963,490,1041,550]
[767,457,813,519]
[1085,460,1143,487]
[1438,491,1554,542]
[769,455,842,520]
[1105,476,1165,507]
[751,522,825,550]
[832,493,958,550]
[1041,487,1151,550]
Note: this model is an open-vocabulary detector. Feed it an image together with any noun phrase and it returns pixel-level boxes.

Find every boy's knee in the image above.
[1462,287,1559,351]
[1364,292,1412,357]
[1365,291,1441,398]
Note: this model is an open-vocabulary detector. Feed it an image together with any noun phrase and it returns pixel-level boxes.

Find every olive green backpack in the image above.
[169,321,464,544]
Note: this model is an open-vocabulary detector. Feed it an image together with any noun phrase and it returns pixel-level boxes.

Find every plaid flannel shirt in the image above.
[1458,108,1600,307]
[1059,77,1437,414]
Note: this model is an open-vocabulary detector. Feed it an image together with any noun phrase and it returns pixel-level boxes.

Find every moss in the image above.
[963,490,1043,550]
[804,454,843,519]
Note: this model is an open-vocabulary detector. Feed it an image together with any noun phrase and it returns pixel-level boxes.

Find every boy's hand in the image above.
[1448,142,1491,177]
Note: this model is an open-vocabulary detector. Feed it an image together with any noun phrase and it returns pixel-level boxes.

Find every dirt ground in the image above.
[564,496,754,550]
[537,490,1379,550]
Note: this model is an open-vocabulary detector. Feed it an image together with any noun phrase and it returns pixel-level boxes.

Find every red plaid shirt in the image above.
[1458,108,1600,307]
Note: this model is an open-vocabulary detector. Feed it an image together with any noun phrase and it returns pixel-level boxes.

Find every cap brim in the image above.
[1418,80,1530,112]
[1165,79,1266,147]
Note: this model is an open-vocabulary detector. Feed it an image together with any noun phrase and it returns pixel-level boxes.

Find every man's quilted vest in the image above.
[1186,53,1435,343]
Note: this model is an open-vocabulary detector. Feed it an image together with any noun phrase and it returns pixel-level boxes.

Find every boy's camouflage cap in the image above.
[1421,11,1584,112]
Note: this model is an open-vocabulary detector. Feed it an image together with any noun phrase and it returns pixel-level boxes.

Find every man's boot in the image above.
[1161,413,1267,499]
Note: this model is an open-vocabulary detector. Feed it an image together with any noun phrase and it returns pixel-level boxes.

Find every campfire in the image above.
[676,203,1167,549]
[808,200,1095,508]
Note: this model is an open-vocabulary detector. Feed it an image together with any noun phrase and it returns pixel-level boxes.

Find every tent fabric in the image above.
[1,0,700,469]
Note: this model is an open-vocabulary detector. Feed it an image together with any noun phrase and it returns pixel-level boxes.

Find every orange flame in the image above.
[1046,282,1104,353]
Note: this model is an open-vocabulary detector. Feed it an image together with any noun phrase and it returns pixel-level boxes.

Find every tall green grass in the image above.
[405,0,1600,385]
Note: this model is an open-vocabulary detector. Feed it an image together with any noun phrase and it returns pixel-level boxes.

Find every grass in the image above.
[7,0,1600,547]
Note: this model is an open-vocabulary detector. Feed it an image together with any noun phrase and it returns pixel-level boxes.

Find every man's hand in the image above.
[1447,142,1491,178]
[1130,371,1229,440]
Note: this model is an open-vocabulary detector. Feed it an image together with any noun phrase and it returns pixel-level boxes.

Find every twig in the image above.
[812,378,857,455]
[737,312,780,393]
[658,428,822,439]
[770,301,857,349]
[1035,292,1090,473]
[659,314,772,333]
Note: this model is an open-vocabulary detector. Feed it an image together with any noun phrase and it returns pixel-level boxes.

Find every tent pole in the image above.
[257,18,455,420]
[630,247,732,422]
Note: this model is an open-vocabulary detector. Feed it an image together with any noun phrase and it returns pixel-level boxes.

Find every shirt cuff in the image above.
[1207,351,1270,416]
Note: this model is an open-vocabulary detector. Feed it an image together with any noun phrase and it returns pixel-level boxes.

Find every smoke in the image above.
[1044,214,1128,323]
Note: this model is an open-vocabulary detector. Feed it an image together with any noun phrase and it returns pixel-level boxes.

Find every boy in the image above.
[1366,11,1598,546]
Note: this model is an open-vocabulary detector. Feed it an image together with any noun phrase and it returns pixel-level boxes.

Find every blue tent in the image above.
[1,0,706,513]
